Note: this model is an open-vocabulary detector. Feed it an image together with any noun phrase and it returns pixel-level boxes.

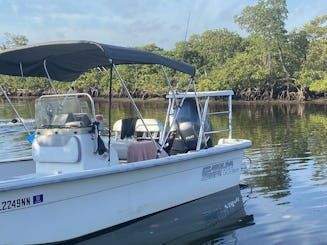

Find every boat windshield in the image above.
[35,93,95,129]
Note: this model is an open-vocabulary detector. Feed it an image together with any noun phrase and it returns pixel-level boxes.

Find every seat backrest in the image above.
[135,119,162,132]
[112,118,163,140]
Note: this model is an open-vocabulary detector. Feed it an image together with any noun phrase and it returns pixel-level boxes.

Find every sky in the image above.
[1,0,326,50]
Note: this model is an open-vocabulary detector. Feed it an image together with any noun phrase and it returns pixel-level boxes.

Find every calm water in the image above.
[1,98,327,244]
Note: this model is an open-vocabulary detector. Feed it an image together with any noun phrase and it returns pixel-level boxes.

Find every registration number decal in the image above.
[0,194,43,212]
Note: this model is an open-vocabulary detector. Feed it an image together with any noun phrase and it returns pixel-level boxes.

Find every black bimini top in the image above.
[0,40,195,81]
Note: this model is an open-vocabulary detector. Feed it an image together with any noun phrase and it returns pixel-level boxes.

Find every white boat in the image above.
[0,40,251,245]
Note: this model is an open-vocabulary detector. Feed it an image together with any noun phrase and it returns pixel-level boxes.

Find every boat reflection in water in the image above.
[73,185,254,245]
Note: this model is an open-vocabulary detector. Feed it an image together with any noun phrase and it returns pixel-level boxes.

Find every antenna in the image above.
[181,12,191,62]
[174,12,192,91]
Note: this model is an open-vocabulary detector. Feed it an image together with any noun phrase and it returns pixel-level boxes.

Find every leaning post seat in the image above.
[112,118,163,160]
[112,118,163,140]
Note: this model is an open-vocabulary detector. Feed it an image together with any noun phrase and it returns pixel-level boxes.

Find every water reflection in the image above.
[69,185,253,245]
[232,102,327,201]
[0,119,35,159]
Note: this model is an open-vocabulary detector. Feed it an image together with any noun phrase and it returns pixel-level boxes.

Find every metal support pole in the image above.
[196,96,209,150]
[112,64,159,152]
[43,59,58,95]
[228,94,232,139]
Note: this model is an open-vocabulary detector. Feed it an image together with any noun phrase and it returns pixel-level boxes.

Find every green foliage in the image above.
[296,15,327,92]
[180,29,244,75]
[235,0,288,40]
[209,49,270,89]
[197,79,215,91]
[235,0,290,78]
[284,30,309,75]
[302,39,327,71]
[303,14,327,40]
[309,75,327,92]
[0,32,28,50]
[1,4,327,97]
[297,39,327,91]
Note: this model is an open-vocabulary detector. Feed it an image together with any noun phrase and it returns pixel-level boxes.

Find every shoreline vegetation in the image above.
[1,0,327,103]
[2,87,327,104]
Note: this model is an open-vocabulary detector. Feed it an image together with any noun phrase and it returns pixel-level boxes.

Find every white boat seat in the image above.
[113,118,162,140]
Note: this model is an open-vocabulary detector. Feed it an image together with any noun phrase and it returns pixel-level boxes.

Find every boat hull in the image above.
[0,140,250,245]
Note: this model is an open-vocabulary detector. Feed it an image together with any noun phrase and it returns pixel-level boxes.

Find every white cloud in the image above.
[1,0,326,50]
